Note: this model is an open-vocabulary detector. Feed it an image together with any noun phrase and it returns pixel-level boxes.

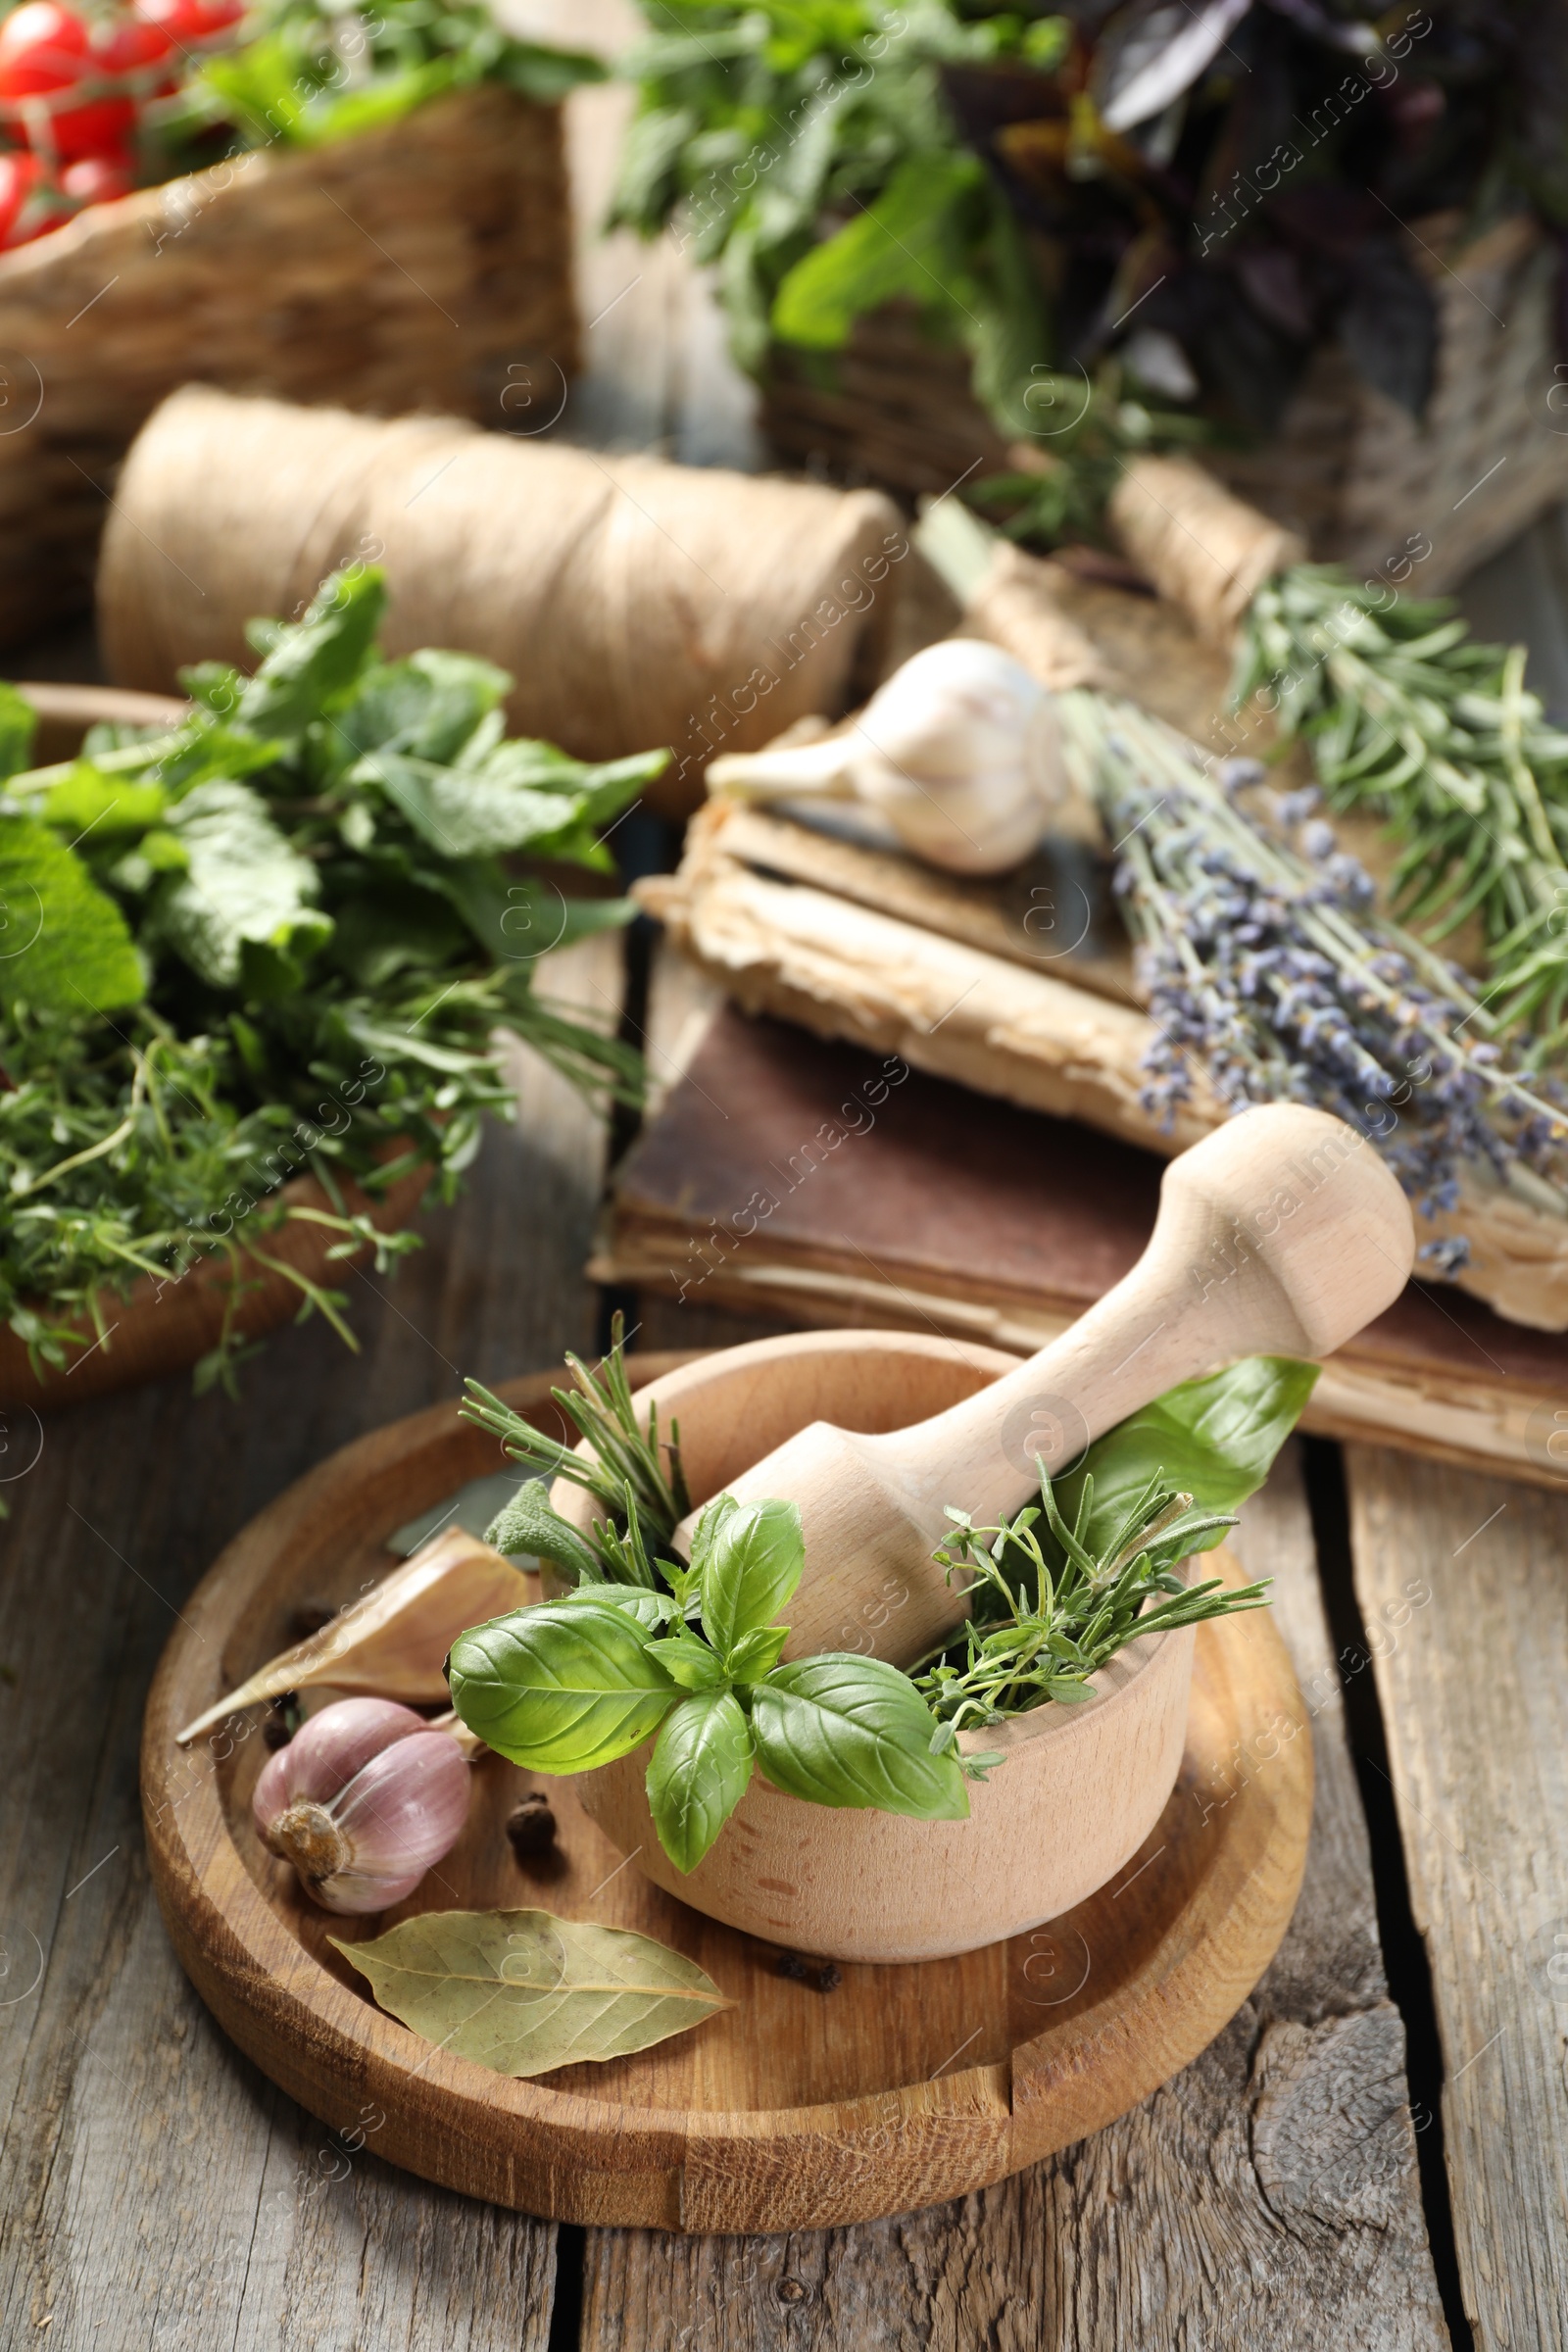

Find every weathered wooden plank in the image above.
[578,1445,1448,2348]
[0,937,621,2346]
[1346,1445,1568,2352]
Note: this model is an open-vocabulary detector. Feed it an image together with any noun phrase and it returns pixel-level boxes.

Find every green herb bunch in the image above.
[1235,568,1568,1053]
[180,0,606,159]
[0,567,661,1386]
[448,1331,1307,1875]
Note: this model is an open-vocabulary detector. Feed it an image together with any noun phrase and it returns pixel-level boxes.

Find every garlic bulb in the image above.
[707,639,1065,877]
[253,1696,470,1915]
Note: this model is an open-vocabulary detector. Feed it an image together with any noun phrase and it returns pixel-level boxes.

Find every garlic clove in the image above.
[253,1696,426,1828]
[330,1731,473,1882]
[254,1699,472,1915]
[177,1528,532,1744]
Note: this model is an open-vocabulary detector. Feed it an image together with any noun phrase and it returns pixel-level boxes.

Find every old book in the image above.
[594,1005,1568,1493]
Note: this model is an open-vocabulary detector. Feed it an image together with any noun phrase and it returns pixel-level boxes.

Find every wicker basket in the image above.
[0,84,577,642]
[762,213,1568,594]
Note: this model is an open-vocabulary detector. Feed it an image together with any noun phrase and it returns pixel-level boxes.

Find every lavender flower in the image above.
[1060,694,1568,1274]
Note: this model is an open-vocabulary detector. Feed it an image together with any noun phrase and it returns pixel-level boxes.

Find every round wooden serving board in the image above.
[142,1357,1314,2233]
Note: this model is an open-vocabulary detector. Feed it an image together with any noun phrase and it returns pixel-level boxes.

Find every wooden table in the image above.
[5,22,1568,2346]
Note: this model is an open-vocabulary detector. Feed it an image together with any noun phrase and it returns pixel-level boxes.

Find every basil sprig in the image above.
[449,1494,970,1873]
[451,1332,1315,1877]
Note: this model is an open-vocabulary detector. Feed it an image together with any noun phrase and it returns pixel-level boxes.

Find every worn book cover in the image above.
[596,1005,1568,1491]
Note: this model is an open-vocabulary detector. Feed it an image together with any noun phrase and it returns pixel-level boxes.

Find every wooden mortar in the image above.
[555,1331,1196,1964]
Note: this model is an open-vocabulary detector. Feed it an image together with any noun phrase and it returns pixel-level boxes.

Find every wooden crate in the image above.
[0,84,577,640]
[762,213,1568,593]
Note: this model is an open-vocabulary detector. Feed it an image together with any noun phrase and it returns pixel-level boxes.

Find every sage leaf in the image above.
[483,1478,604,1584]
[0,810,144,1014]
[448,1601,677,1771]
[647,1690,754,1872]
[331,1907,729,2076]
[752,1656,969,1820]
[1057,1357,1319,1564]
[699,1495,804,1659]
[156,781,332,993]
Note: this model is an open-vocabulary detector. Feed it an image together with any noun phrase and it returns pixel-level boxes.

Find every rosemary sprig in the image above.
[462,1311,690,1567]
[1235,568,1568,1050]
[912,1467,1266,1744]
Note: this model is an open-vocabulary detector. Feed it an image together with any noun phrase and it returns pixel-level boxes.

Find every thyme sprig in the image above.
[912,1470,1264,1749]
[1236,568,1568,1049]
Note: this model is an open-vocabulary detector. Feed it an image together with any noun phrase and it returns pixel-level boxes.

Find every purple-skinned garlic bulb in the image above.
[253,1696,471,1914]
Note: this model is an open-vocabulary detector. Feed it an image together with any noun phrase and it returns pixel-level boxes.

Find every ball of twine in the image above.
[1107,453,1306,647]
[99,388,907,812]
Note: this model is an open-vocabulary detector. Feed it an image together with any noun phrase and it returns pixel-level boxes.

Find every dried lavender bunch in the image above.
[1235,568,1568,1047]
[1059,692,1568,1278]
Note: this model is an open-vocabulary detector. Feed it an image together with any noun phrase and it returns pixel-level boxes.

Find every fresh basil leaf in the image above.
[724,1624,789,1683]
[237,565,386,736]
[156,781,332,994]
[448,1601,678,1771]
[699,1496,804,1658]
[483,1478,604,1584]
[0,809,144,1014]
[686,1493,738,1580]
[331,1907,727,2077]
[752,1656,968,1820]
[1058,1357,1319,1562]
[646,1689,754,1872]
[561,1587,676,1630]
[645,1635,728,1691]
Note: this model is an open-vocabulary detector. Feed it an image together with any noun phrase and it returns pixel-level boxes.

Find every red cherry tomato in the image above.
[61,151,133,204]
[131,0,246,43]
[0,149,39,240]
[0,4,135,163]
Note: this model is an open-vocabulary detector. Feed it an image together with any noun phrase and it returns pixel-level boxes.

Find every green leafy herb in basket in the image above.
[612,2,1555,447]
[0,564,662,1390]
[448,1324,1306,1873]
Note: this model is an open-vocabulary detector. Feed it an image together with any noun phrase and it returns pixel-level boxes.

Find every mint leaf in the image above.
[448,1601,678,1771]
[752,1656,968,1820]
[0,682,37,781]
[699,1496,804,1659]
[156,781,332,993]
[646,1690,754,1872]
[236,565,386,736]
[0,809,144,1014]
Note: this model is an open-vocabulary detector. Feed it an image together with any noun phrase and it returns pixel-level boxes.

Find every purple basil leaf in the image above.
[1095,0,1254,134]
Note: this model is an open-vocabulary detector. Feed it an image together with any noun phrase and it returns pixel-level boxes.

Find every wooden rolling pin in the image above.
[681,1102,1414,1665]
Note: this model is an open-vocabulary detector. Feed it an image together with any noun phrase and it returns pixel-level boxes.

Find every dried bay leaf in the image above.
[331,1907,730,2077]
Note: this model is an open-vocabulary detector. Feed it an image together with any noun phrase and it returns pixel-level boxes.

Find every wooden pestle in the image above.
[676,1103,1414,1666]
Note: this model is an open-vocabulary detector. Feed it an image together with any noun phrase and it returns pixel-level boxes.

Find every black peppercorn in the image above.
[507,1791,559,1857]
